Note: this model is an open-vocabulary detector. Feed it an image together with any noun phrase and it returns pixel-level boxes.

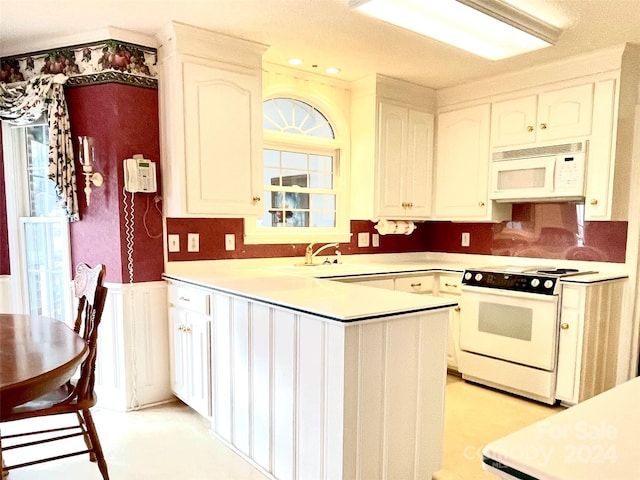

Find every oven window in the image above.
[478,302,532,341]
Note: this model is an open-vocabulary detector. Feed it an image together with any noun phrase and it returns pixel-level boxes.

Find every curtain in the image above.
[0,74,79,221]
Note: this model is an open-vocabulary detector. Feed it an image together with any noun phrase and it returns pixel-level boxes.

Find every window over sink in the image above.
[244,97,350,244]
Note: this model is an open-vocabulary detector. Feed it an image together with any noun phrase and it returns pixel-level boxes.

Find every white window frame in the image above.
[1,121,72,316]
[244,98,351,245]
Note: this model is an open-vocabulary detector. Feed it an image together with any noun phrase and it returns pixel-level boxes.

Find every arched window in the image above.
[245,97,349,244]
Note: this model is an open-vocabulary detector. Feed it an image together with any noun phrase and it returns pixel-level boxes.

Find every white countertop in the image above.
[482,376,640,480]
[163,252,627,323]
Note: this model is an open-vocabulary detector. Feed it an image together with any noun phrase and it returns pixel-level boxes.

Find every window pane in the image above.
[265,167,280,186]
[309,172,332,189]
[264,149,280,167]
[281,151,307,170]
[310,194,335,210]
[309,155,333,172]
[26,125,60,217]
[312,211,336,228]
[263,98,334,139]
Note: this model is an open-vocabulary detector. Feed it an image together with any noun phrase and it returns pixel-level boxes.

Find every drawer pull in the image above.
[179,296,191,302]
[561,323,569,330]
[410,283,422,288]
[444,283,458,288]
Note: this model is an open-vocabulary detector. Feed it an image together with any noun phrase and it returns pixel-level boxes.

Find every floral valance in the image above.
[0,74,79,221]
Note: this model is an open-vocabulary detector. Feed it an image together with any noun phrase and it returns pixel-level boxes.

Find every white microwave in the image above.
[489,142,587,202]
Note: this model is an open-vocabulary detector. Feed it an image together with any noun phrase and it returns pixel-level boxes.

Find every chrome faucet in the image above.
[304,242,340,265]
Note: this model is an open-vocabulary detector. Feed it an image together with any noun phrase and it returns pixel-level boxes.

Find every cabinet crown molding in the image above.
[438,43,635,108]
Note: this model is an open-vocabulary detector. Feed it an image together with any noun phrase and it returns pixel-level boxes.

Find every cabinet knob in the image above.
[252,195,261,203]
[589,198,598,205]
[402,202,407,208]
[408,202,413,208]
[539,123,548,130]
[561,322,569,330]
[454,306,461,313]
[478,201,485,207]
[526,125,534,133]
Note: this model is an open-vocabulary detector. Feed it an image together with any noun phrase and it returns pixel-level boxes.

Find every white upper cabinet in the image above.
[156,22,267,217]
[491,84,594,149]
[350,74,436,221]
[434,104,511,221]
[377,103,434,219]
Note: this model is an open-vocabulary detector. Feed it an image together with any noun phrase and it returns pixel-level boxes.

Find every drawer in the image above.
[438,274,462,295]
[168,283,211,315]
[395,275,435,294]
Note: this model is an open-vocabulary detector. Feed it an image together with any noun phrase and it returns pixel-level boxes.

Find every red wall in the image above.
[66,83,164,283]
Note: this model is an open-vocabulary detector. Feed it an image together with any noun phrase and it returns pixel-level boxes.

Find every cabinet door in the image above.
[537,83,594,143]
[404,109,434,218]
[377,102,408,218]
[491,95,537,147]
[185,312,212,417]
[183,61,262,216]
[435,104,503,220]
[170,307,189,401]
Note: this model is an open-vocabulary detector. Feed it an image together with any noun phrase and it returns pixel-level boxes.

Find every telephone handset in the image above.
[124,154,157,193]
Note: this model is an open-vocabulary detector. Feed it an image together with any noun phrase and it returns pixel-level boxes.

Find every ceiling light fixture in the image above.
[325,67,341,75]
[349,0,562,61]
[288,58,303,65]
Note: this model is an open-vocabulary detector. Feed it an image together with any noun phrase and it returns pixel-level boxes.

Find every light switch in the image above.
[168,234,180,253]
[461,232,470,247]
[225,234,235,251]
[358,232,370,248]
[188,233,200,252]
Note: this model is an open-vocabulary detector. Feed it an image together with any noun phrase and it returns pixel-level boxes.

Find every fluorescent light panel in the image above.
[350,0,561,60]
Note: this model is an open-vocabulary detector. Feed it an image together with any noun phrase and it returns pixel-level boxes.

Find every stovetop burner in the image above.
[535,268,580,275]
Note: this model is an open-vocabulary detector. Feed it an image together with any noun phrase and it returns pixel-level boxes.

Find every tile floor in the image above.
[1,374,562,480]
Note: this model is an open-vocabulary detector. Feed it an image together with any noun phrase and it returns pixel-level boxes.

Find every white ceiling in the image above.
[1,0,640,89]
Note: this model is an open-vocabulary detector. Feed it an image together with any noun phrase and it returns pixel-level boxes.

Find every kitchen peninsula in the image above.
[164,261,457,480]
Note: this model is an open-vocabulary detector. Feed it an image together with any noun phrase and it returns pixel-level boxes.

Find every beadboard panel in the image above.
[0,275,14,313]
[95,281,172,410]
[209,288,448,480]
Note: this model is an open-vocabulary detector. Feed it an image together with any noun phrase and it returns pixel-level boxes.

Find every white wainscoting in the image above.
[95,281,173,411]
[0,275,14,313]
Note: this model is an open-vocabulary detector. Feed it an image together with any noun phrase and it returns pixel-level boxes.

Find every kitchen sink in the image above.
[266,263,382,277]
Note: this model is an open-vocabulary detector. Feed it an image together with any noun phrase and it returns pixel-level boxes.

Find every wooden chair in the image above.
[0,263,109,479]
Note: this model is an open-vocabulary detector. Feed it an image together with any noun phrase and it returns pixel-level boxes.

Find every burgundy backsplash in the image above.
[166,203,627,263]
[165,219,428,261]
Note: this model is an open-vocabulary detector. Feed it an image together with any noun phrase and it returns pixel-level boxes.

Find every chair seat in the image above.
[3,382,98,421]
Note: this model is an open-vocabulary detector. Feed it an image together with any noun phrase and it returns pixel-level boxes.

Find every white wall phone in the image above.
[124,154,157,193]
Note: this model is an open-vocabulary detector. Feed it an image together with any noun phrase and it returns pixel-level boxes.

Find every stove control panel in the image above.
[462,270,559,295]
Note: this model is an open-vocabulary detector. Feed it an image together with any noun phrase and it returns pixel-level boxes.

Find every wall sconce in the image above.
[78,136,104,206]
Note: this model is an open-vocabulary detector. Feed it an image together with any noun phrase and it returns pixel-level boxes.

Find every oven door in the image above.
[459,286,559,371]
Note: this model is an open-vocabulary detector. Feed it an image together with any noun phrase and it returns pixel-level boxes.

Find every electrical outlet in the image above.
[461,232,470,247]
[358,232,370,248]
[168,234,180,253]
[225,233,235,251]
[188,233,200,252]
[372,233,380,248]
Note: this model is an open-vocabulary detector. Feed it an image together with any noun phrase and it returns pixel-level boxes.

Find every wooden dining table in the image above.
[0,313,88,475]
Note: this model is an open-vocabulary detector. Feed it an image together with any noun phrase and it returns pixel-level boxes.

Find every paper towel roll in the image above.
[374,219,416,235]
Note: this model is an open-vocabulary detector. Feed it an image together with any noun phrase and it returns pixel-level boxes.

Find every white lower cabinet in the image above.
[169,303,211,417]
[556,279,625,405]
[208,289,448,480]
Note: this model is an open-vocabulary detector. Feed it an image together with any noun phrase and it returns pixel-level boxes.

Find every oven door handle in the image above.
[461,284,558,301]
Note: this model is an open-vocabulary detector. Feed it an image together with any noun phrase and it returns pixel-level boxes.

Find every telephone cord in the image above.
[122,187,141,410]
